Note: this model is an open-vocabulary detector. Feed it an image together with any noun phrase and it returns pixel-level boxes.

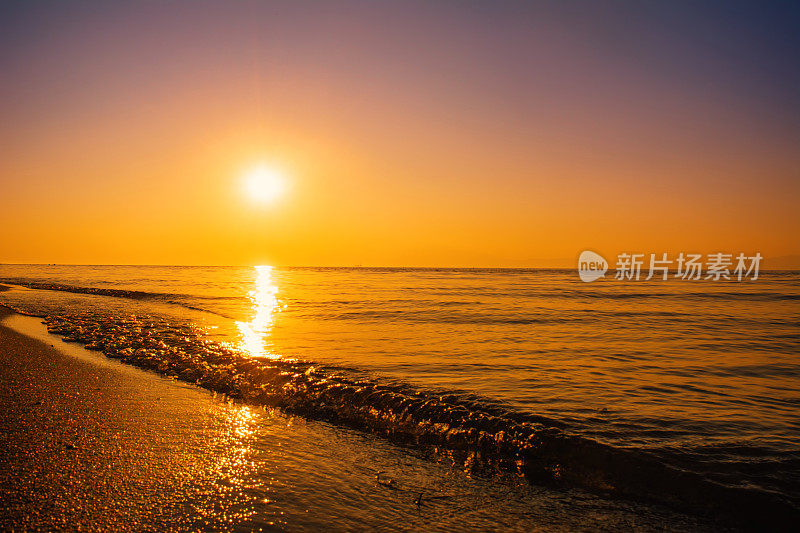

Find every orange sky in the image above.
[1,2,798,267]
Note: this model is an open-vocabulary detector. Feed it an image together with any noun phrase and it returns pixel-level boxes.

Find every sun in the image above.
[242,164,286,204]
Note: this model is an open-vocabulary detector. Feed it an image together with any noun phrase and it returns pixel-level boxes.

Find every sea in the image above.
[1,264,798,529]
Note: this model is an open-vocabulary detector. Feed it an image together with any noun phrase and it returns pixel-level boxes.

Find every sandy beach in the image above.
[0,305,725,532]
[0,305,266,530]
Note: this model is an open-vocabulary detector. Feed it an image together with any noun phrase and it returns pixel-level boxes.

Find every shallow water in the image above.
[1,265,798,525]
[1,312,721,532]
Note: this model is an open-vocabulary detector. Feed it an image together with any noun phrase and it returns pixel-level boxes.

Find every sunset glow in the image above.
[1,3,799,529]
[0,2,797,268]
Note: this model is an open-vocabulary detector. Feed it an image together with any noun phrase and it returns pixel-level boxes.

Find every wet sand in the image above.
[0,306,721,532]
[0,306,262,530]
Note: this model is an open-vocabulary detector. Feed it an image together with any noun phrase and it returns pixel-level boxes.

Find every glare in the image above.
[236,265,280,358]
[243,165,286,204]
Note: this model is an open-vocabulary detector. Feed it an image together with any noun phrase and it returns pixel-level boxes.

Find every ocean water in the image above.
[1,265,798,526]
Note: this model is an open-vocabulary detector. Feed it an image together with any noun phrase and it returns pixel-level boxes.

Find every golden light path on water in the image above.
[236,265,280,359]
[202,404,262,525]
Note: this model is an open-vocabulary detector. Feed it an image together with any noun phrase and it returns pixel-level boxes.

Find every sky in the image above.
[1,0,798,267]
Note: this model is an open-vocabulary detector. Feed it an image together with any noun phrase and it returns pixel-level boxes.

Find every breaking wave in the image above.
[16,310,796,528]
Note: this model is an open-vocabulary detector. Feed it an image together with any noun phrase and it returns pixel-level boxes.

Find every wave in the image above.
[0,279,236,318]
[0,279,185,299]
[33,312,800,528]
[6,278,798,304]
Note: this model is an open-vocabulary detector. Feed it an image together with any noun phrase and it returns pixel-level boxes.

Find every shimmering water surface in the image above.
[0,312,716,532]
[1,265,798,526]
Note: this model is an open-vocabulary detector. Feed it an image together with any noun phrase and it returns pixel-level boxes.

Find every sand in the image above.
[0,306,724,532]
[0,307,255,530]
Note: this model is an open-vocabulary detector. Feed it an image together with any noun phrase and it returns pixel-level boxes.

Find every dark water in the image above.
[1,265,798,527]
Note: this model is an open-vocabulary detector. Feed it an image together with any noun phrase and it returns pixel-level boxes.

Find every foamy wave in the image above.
[38,313,800,528]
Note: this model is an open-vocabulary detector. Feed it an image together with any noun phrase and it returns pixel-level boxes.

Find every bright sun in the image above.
[242,165,286,204]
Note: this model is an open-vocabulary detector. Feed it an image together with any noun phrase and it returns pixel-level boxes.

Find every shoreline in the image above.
[0,306,722,531]
[2,291,794,531]
[0,306,268,530]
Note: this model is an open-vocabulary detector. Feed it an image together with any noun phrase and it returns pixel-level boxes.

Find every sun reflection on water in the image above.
[236,265,280,358]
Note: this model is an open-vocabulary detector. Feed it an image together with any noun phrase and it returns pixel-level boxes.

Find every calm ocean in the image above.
[1,265,798,525]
